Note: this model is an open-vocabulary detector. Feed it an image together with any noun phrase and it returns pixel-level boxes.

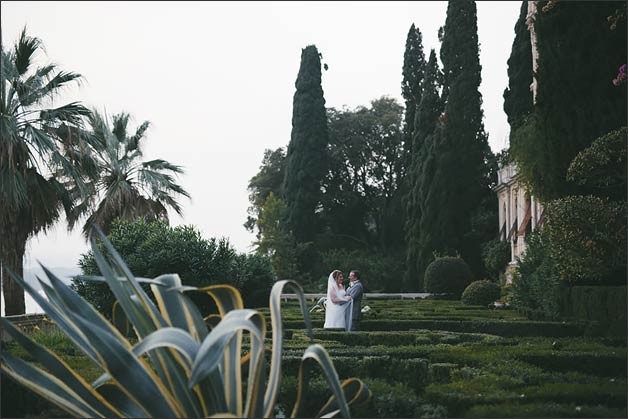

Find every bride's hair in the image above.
[331,270,343,281]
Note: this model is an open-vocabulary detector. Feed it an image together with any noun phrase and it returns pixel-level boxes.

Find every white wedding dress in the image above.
[323,273,353,331]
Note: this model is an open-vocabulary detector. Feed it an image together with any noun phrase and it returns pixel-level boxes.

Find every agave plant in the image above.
[1,229,370,418]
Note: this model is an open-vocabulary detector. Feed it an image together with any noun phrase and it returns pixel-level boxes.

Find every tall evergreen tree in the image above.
[510,1,627,201]
[416,0,495,284]
[282,45,329,249]
[503,1,533,136]
[404,50,443,291]
[401,23,426,161]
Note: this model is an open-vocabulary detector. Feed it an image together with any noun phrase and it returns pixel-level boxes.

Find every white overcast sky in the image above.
[2,1,520,271]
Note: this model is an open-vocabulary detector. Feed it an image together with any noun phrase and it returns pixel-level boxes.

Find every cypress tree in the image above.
[282,45,329,245]
[404,50,443,291]
[503,1,533,134]
[511,1,627,201]
[401,23,427,160]
[416,0,495,284]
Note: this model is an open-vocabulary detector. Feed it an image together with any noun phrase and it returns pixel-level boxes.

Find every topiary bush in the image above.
[423,257,473,299]
[461,280,501,306]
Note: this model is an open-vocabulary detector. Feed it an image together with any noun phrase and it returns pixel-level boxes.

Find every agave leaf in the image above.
[317,378,372,418]
[242,310,267,418]
[112,300,130,336]
[194,284,245,317]
[92,327,200,387]
[90,229,204,416]
[96,383,146,417]
[0,318,120,417]
[1,352,105,418]
[69,312,183,417]
[151,274,208,342]
[291,344,351,419]
[75,275,164,285]
[89,228,167,337]
[264,280,313,418]
[189,310,264,388]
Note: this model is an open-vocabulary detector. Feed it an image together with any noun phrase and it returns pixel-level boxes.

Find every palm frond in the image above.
[14,27,42,76]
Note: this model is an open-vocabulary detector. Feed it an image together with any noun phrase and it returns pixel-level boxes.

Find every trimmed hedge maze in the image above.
[268,299,627,418]
[2,299,627,418]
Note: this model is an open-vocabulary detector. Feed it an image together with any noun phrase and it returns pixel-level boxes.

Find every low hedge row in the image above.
[283,319,586,337]
[279,355,429,392]
[515,351,627,377]
[465,402,627,418]
[424,378,628,416]
[308,330,504,347]
[278,375,442,419]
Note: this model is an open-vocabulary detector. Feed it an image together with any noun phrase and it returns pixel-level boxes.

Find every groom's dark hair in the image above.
[351,270,360,279]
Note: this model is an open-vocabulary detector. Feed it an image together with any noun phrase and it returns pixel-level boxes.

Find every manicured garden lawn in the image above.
[3,298,627,418]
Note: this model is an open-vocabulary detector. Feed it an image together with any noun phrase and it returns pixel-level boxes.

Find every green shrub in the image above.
[424,257,473,298]
[566,126,627,200]
[561,286,627,338]
[482,239,511,281]
[511,230,563,320]
[320,248,405,292]
[544,196,627,285]
[462,280,501,306]
[72,219,275,316]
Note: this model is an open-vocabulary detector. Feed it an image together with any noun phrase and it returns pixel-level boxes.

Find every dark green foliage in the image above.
[511,1,627,201]
[544,196,627,284]
[503,1,534,133]
[401,23,426,160]
[404,50,444,291]
[561,286,627,338]
[283,45,329,246]
[320,248,404,292]
[322,97,406,251]
[461,280,501,306]
[567,127,627,200]
[72,219,275,316]
[511,230,562,320]
[232,252,276,308]
[482,239,512,281]
[254,192,298,280]
[244,147,286,239]
[413,0,497,288]
[424,257,473,298]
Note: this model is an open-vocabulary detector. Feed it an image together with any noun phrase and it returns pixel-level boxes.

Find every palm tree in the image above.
[70,110,191,237]
[1,28,95,315]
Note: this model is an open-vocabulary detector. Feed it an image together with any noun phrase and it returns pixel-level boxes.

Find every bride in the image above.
[323,270,353,331]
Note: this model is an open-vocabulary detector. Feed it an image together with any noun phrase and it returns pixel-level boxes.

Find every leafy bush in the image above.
[2,229,370,418]
[423,257,473,298]
[481,239,511,281]
[511,230,563,320]
[320,248,405,292]
[73,219,275,316]
[567,127,627,200]
[544,196,627,284]
[461,280,501,306]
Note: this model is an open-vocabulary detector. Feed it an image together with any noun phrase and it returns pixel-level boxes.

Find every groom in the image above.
[346,270,364,331]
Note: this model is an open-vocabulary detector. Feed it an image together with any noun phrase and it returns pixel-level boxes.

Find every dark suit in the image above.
[346,280,364,331]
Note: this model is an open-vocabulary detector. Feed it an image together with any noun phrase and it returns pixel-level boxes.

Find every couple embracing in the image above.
[323,270,364,331]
